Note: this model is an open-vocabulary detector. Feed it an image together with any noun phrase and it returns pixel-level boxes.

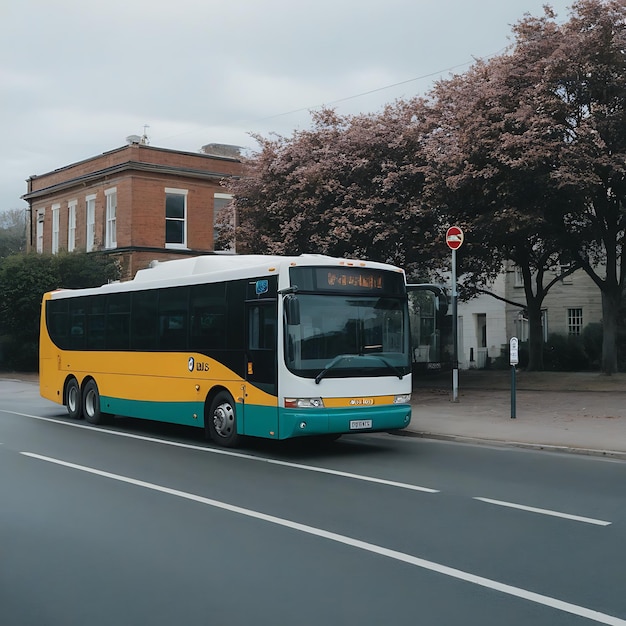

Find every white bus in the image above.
[40,254,413,447]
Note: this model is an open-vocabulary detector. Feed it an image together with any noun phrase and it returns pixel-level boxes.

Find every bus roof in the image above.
[47,254,405,299]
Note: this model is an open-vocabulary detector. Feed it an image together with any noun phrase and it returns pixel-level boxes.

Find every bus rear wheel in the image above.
[82,380,110,425]
[66,377,82,419]
[207,392,240,448]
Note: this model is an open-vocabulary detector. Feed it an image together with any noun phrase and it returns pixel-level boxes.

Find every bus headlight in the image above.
[284,397,325,408]
[393,394,411,404]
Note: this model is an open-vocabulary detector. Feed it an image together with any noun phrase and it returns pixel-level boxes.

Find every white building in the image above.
[457,272,508,369]
[454,263,603,369]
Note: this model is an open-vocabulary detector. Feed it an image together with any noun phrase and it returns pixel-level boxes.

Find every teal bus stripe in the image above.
[100,396,411,439]
[102,397,205,428]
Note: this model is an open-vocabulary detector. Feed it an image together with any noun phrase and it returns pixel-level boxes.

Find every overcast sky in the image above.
[1,0,574,212]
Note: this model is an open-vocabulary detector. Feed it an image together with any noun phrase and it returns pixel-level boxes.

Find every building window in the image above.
[568,308,583,336]
[214,192,235,252]
[86,194,96,252]
[513,265,524,288]
[51,203,60,254]
[68,200,77,252]
[36,209,45,253]
[105,188,117,249]
[165,188,187,248]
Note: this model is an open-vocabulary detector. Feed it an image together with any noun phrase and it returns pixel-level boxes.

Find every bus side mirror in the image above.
[284,294,300,326]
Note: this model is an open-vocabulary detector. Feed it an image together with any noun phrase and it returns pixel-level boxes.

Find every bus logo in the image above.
[188,357,195,372]
[256,280,269,295]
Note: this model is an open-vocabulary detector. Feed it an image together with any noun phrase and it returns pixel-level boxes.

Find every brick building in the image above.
[23,141,242,278]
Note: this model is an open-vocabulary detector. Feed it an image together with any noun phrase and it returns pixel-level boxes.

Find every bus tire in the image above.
[66,377,82,419]
[82,379,110,425]
[206,391,240,448]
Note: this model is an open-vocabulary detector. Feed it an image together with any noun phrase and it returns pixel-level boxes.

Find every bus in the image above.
[39,254,413,447]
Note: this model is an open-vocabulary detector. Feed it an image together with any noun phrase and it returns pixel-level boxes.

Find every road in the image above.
[1,379,625,626]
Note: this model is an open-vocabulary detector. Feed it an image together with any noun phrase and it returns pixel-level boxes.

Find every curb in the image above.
[393,429,626,461]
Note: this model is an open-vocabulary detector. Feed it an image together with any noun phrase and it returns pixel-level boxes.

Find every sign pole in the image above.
[446,226,463,403]
[510,337,518,419]
[451,247,459,402]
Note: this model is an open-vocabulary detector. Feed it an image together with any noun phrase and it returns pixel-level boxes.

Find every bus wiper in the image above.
[369,356,404,380]
[315,354,354,384]
[315,354,404,384]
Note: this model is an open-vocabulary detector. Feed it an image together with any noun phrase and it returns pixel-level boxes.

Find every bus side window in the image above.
[86,296,105,349]
[47,299,69,348]
[106,292,131,350]
[69,299,85,349]
[190,283,227,350]
[248,305,275,350]
[158,287,189,351]
[131,290,158,350]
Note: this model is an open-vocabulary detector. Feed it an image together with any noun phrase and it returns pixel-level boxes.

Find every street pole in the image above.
[446,226,463,403]
[452,247,459,402]
[510,336,518,418]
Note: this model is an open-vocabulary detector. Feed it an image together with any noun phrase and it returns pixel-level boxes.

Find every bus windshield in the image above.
[284,294,411,380]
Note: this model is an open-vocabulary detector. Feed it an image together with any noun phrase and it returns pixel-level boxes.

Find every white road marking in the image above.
[5,411,438,493]
[474,497,612,527]
[21,451,626,626]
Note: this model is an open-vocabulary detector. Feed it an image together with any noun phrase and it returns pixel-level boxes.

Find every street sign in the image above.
[446,226,464,250]
[510,337,519,366]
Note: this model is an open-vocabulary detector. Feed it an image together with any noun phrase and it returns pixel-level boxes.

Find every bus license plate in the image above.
[350,419,372,430]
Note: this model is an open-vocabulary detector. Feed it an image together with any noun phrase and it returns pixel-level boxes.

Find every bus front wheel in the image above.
[66,377,82,419]
[82,380,110,425]
[207,392,240,448]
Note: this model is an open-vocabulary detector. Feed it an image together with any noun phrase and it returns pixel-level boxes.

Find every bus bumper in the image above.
[278,405,412,439]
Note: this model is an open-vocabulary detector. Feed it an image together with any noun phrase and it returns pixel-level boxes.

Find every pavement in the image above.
[408,369,626,459]
[2,369,625,459]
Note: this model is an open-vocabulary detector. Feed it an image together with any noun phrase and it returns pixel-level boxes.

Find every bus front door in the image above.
[245,301,279,438]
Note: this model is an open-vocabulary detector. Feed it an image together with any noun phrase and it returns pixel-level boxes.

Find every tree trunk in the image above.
[526,299,544,371]
[601,289,620,375]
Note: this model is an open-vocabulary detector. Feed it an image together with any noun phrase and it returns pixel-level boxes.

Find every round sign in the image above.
[446,226,464,250]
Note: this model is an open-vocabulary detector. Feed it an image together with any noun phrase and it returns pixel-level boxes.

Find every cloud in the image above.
[1,0,573,211]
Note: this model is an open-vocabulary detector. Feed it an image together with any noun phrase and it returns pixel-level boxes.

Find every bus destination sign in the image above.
[289,266,404,295]
[325,270,384,290]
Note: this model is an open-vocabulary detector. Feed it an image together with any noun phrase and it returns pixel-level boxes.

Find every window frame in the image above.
[567,307,583,336]
[68,199,77,252]
[86,194,96,252]
[165,187,188,249]
[105,187,117,249]
[36,209,45,254]
[51,203,60,254]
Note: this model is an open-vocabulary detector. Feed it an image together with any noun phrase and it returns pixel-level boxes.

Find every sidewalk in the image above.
[408,370,626,459]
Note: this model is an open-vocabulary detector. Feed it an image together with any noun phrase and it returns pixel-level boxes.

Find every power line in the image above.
[155,48,508,144]
[253,59,480,123]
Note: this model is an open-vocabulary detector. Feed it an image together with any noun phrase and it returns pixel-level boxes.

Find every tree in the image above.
[539,0,626,374]
[53,250,120,289]
[422,6,583,371]
[0,209,27,258]
[0,251,120,371]
[228,105,446,276]
[424,0,626,373]
[225,0,625,374]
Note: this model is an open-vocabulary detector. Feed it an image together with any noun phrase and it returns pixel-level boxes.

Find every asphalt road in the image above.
[1,379,625,626]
